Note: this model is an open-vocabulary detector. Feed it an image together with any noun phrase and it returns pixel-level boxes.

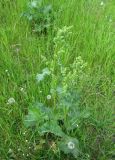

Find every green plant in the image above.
[22,0,54,34]
[0,0,114,159]
[24,27,90,158]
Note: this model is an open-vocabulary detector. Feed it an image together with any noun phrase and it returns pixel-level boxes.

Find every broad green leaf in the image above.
[43,5,52,14]
[36,73,44,82]
[36,68,51,82]
[38,120,65,137]
[64,116,79,131]
[24,103,52,127]
[42,68,51,75]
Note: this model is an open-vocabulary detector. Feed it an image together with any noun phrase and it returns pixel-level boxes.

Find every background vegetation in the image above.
[0,0,114,159]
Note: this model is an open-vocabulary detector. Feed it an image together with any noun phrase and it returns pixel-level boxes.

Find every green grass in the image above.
[0,0,115,159]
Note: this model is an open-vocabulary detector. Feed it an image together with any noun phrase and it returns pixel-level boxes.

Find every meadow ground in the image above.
[0,0,115,160]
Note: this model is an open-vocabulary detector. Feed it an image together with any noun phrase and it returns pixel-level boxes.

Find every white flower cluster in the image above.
[61,56,87,91]
[53,26,73,45]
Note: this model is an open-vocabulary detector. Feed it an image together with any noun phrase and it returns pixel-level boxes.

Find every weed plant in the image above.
[0,0,114,159]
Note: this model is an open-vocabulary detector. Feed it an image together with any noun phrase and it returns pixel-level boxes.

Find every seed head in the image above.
[7,98,15,105]
[47,95,52,100]
[100,1,104,6]
[67,141,75,150]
